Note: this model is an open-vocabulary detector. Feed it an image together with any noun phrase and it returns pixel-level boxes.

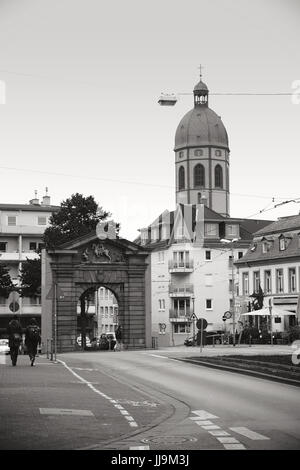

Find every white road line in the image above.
[201,425,221,430]
[194,420,214,426]
[130,446,150,450]
[191,410,219,420]
[125,416,135,422]
[147,354,168,359]
[39,408,94,416]
[223,444,246,450]
[209,430,230,437]
[230,427,270,441]
[58,359,138,428]
[217,437,240,444]
[120,410,129,415]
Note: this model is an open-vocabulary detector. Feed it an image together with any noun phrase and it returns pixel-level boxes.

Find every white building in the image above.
[0,190,59,335]
[235,214,300,334]
[137,75,272,346]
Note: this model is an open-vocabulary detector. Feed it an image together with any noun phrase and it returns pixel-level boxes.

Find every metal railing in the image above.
[169,284,194,296]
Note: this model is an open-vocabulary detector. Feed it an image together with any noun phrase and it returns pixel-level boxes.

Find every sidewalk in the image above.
[151,344,294,357]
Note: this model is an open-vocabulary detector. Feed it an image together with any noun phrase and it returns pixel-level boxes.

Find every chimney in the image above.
[41,187,51,206]
[29,190,40,205]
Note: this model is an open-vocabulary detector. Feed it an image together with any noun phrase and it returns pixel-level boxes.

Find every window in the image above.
[204,223,218,237]
[173,298,190,316]
[100,306,104,317]
[226,224,239,238]
[105,306,108,317]
[276,269,284,293]
[215,165,223,188]
[7,216,17,226]
[253,271,260,293]
[158,251,165,263]
[105,289,109,300]
[242,272,249,296]
[206,299,213,310]
[238,251,243,259]
[174,323,190,334]
[30,296,41,305]
[178,166,185,190]
[38,216,47,225]
[205,250,211,260]
[30,242,37,251]
[215,149,221,156]
[194,164,205,187]
[0,242,7,252]
[109,306,113,316]
[279,237,286,251]
[159,299,165,310]
[289,268,296,293]
[264,270,272,294]
[179,151,184,159]
[194,149,203,156]
[173,250,190,268]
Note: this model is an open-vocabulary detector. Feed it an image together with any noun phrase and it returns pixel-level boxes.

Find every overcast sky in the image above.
[0,0,299,240]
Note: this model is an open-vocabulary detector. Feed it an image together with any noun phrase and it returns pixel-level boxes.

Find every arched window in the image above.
[194,164,205,187]
[215,164,223,188]
[178,166,185,190]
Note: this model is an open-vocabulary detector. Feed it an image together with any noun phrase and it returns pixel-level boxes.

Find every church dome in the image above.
[174,78,229,150]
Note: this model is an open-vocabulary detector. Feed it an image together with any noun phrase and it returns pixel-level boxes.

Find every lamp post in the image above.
[221,238,240,347]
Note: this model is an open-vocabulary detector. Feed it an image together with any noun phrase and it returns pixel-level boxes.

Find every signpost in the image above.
[190,312,197,346]
[196,318,208,353]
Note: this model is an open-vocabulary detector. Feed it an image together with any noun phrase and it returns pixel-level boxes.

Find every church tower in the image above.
[174,75,230,217]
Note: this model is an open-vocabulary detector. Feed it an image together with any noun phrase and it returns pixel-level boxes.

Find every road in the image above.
[0,347,299,451]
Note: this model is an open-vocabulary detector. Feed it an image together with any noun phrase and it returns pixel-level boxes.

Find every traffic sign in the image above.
[190,313,198,321]
[196,318,208,330]
[223,311,232,320]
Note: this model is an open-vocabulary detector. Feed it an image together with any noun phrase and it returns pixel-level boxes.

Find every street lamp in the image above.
[220,238,240,347]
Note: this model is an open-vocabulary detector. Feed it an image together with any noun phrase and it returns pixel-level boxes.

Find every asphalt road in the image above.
[1,347,299,451]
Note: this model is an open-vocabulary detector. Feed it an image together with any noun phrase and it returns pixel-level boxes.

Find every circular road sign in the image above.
[9,302,19,312]
[196,318,208,330]
[223,311,232,320]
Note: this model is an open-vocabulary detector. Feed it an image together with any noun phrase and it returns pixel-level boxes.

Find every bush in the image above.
[287,325,300,343]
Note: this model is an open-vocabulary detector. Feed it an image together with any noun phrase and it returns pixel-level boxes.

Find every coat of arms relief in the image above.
[81,243,125,263]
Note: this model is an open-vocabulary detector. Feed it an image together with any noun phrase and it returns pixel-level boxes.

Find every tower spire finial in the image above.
[198,64,204,80]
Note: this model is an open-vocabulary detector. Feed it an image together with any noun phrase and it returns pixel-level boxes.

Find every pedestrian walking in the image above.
[7,315,23,366]
[25,318,41,366]
[114,325,122,351]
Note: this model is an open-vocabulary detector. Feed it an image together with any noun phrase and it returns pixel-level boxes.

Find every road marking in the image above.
[201,425,221,430]
[147,354,168,359]
[72,367,98,371]
[125,416,135,422]
[223,444,246,450]
[217,437,240,444]
[130,446,150,450]
[230,427,270,441]
[194,420,213,426]
[39,408,94,416]
[120,410,129,415]
[58,360,139,428]
[191,410,219,420]
[209,430,230,437]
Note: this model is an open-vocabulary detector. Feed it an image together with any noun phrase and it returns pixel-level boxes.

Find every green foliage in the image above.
[287,325,300,343]
[43,193,113,250]
[0,264,14,298]
[19,258,41,298]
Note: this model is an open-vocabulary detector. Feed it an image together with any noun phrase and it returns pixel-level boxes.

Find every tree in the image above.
[43,193,113,250]
[19,258,41,299]
[43,193,119,350]
[0,264,14,298]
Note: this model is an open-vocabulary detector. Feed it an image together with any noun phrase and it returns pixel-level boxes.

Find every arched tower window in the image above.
[215,164,223,188]
[178,166,185,190]
[194,164,205,187]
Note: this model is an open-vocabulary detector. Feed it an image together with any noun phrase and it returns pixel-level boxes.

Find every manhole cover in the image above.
[141,436,197,445]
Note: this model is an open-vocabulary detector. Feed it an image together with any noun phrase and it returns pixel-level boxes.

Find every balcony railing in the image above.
[169,284,194,297]
[168,260,194,273]
[169,308,193,321]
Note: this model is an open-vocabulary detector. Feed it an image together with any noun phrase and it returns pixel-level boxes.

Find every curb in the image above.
[174,357,300,387]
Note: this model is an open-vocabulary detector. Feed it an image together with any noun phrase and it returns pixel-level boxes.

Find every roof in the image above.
[0,203,60,212]
[254,214,300,236]
[193,80,209,92]
[174,106,229,150]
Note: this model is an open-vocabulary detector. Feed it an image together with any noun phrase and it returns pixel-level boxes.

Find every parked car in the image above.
[76,336,91,348]
[184,330,225,346]
[0,339,10,355]
[98,333,116,350]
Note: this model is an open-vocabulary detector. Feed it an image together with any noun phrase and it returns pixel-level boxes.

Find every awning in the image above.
[241,306,296,316]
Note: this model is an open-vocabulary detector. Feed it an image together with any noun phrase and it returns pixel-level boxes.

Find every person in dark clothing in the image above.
[7,315,23,366]
[25,318,41,366]
[114,325,122,351]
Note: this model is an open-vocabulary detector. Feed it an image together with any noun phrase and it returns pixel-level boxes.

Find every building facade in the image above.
[235,214,300,333]
[0,191,59,336]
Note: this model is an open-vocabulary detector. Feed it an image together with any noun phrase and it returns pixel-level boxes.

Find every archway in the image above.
[41,233,151,352]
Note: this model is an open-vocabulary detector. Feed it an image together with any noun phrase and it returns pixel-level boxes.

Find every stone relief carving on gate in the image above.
[80,243,125,264]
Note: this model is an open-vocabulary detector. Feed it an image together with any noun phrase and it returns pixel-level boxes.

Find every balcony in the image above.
[169,308,193,322]
[169,284,194,297]
[168,260,194,273]
[0,251,39,262]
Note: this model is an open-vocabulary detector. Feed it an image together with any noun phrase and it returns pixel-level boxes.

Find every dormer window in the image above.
[194,149,203,156]
[215,150,221,156]
[250,243,257,252]
[279,237,286,251]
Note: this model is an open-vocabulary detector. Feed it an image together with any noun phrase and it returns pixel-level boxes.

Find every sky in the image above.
[0,0,299,240]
